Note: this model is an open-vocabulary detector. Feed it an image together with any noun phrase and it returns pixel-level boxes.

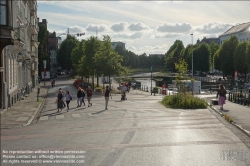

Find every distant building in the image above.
[197,37,220,45]
[219,22,250,45]
[111,42,126,50]
[48,31,61,75]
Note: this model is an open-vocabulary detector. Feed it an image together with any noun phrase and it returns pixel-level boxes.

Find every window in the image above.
[0,0,7,25]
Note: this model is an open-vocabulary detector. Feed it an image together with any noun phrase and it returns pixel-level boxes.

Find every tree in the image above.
[246,42,250,73]
[175,58,190,93]
[38,23,48,77]
[196,43,210,73]
[234,42,248,81]
[214,49,221,71]
[94,35,127,88]
[57,35,79,70]
[218,35,238,78]
[209,42,220,71]
[165,40,184,71]
[71,40,85,78]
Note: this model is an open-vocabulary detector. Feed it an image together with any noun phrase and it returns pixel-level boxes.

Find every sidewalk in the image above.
[198,93,250,137]
[0,85,48,129]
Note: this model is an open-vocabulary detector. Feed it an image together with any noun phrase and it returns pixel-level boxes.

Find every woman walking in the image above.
[86,86,93,107]
[65,90,72,111]
[216,84,227,110]
[57,90,64,112]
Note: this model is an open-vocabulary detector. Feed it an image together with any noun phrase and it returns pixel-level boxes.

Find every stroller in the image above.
[121,91,127,100]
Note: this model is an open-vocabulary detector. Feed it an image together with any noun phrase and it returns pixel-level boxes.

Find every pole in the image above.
[44,68,46,85]
[151,66,152,95]
[191,34,194,95]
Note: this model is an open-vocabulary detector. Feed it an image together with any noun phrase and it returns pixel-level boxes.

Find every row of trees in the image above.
[57,35,126,86]
[165,36,250,79]
[114,46,165,68]
[57,35,165,85]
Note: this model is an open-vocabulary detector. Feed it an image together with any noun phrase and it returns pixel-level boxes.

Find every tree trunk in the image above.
[97,74,99,87]
[109,75,111,90]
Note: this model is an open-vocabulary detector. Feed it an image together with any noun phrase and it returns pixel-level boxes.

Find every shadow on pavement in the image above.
[92,110,106,115]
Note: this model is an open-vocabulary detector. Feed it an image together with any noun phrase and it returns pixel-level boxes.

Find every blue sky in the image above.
[37,1,250,55]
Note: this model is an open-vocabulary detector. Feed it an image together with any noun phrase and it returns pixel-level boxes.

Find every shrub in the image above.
[161,94,208,109]
[153,87,159,93]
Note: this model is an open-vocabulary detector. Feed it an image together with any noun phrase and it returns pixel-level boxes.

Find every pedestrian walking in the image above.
[86,86,93,107]
[81,88,85,106]
[77,87,83,107]
[102,86,112,110]
[65,90,72,111]
[59,88,66,108]
[57,90,64,112]
[51,79,55,88]
[216,84,227,110]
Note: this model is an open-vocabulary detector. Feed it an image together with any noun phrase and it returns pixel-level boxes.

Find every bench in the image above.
[210,99,218,105]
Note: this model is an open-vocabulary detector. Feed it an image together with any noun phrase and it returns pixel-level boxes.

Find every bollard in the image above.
[37,86,40,101]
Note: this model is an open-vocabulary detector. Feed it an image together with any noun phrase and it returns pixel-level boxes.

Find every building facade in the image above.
[111,41,126,50]
[219,22,250,45]
[0,0,39,110]
[48,31,61,75]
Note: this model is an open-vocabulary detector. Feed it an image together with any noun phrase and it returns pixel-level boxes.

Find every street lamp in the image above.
[190,34,193,78]
[190,34,194,95]
[151,66,153,95]
[43,60,47,85]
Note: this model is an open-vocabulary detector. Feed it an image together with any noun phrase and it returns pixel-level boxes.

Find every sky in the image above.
[37,1,250,55]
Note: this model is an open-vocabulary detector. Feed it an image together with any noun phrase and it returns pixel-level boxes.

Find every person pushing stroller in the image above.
[121,85,127,100]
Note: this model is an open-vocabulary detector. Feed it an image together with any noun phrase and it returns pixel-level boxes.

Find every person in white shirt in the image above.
[65,90,72,111]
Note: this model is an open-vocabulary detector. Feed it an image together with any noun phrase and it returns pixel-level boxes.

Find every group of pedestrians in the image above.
[56,86,94,112]
[76,86,93,107]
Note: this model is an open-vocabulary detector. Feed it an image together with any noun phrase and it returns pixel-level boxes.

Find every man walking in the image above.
[86,86,93,107]
[77,87,82,107]
[102,86,112,110]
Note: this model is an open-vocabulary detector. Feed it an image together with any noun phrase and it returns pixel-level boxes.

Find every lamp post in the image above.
[151,66,153,95]
[43,60,47,85]
[190,34,194,95]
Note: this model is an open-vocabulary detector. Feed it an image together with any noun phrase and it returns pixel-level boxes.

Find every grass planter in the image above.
[161,93,208,109]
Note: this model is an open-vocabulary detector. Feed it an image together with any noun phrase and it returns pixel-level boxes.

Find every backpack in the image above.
[70,95,72,100]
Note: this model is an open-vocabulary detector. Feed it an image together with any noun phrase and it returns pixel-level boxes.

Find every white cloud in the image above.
[156,23,192,33]
[195,22,233,34]
[152,33,182,39]
[111,22,127,32]
[128,22,150,31]
[86,24,108,32]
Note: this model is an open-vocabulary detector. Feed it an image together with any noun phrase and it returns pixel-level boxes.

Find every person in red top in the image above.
[86,86,93,107]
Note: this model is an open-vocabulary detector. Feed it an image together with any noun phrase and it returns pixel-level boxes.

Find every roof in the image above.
[220,22,250,37]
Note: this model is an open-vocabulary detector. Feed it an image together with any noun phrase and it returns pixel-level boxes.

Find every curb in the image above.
[23,85,49,127]
[208,103,250,138]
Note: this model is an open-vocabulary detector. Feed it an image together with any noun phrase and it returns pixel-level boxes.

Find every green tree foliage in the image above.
[196,43,210,72]
[57,35,79,70]
[165,40,184,71]
[246,42,250,72]
[209,42,220,71]
[38,23,48,77]
[71,40,85,76]
[114,45,129,66]
[94,35,127,86]
[234,42,248,79]
[218,35,238,77]
[214,49,221,71]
